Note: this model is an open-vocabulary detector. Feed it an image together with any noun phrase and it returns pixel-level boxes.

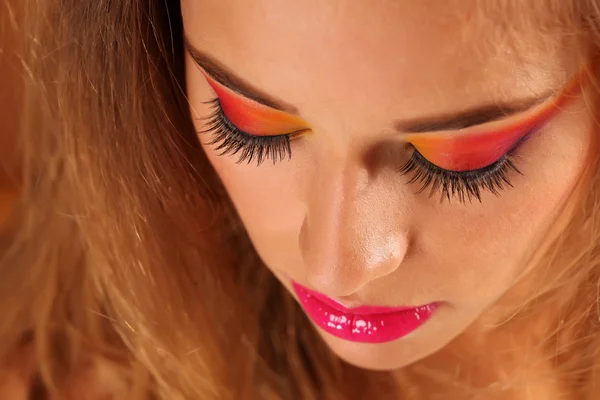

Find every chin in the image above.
[335,351,411,371]
[316,328,437,371]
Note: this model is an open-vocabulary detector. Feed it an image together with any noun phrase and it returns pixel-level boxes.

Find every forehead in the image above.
[182,0,577,123]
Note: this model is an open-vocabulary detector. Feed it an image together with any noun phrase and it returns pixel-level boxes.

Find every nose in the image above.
[299,157,410,298]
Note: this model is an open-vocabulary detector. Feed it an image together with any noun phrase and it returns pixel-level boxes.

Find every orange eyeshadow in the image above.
[403,72,584,171]
[202,71,310,136]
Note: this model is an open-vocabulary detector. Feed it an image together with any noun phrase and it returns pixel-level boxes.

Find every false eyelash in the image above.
[398,148,523,204]
[200,98,292,165]
[201,96,526,203]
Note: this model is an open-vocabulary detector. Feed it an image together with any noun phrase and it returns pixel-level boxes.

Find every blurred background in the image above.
[0,1,21,225]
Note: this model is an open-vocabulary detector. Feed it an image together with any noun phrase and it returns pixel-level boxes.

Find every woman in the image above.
[1,0,600,398]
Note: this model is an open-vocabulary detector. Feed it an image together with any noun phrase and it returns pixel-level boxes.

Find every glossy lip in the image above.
[291,281,438,344]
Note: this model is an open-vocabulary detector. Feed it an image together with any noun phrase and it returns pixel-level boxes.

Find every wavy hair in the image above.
[2,0,600,398]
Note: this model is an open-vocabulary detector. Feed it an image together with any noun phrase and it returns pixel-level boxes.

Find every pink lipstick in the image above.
[292,282,437,344]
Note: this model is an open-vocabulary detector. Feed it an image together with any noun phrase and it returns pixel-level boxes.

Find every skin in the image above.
[181,0,593,372]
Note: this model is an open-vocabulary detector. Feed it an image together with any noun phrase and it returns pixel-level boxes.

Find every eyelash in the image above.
[201,98,292,165]
[398,145,524,204]
[202,98,528,203]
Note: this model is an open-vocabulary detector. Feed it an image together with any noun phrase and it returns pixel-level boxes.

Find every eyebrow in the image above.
[185,39,557,133]
[396,93,555,133]
[185,39,299,114]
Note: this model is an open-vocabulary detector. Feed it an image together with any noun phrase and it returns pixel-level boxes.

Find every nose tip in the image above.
[301,226,409,298]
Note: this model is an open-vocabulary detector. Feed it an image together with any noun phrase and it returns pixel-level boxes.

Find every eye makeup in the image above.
[202,71,311,136]
[195,53,585,202]
[403,72,584,172]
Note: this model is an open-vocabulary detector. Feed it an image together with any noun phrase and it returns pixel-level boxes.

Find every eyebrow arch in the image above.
[184,38,299,114]
[395,91,556,134]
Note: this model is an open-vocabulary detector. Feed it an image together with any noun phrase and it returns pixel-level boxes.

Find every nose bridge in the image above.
[299,156,408,297]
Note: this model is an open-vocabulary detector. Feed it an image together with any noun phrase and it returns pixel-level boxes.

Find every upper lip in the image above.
[295,282,431,315]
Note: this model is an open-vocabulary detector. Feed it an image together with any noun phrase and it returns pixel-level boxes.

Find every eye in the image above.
[203,93,529,202]
[200,98,294,166]
[398,132,532,204]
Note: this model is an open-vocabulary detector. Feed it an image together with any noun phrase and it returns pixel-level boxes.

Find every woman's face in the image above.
[181,0,593,370]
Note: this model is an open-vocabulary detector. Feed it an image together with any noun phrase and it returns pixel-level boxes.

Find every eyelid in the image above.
[402,111,548,171]
[405,67,584,144]
[200,69,311,136]
[404,103,553,153]
[403,74,583,171]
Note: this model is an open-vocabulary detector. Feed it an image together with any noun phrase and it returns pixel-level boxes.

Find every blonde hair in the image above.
[2,0,600,398]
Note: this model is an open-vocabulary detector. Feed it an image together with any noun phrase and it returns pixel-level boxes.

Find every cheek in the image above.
[201,147,307,267]
[419,110,593,307]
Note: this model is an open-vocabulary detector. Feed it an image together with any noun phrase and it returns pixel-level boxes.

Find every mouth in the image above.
[291,281,438,344]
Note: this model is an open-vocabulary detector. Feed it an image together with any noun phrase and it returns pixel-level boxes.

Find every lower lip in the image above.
[291,282,438,344]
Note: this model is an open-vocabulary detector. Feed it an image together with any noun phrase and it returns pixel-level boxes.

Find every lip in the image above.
[291,281,438,344]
